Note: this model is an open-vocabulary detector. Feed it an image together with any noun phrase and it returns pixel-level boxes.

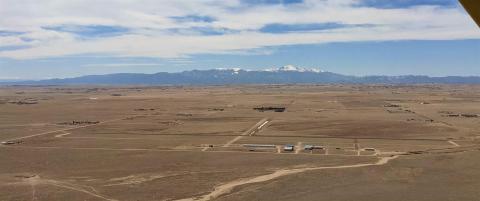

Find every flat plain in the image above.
[1,85,480,201]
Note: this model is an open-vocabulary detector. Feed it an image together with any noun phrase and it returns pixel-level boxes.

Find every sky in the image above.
[0,0,479,80]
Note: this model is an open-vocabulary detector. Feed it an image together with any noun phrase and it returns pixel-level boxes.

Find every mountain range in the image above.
[3,65,480,85]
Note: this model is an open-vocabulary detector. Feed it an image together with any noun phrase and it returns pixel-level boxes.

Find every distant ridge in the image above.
[4,65,480,85]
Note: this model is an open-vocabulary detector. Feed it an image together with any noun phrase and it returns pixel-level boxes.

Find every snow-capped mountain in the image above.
[215,67,245,75]
[216,65,323,73]
[4,67,480,85]
[264,65,323,73]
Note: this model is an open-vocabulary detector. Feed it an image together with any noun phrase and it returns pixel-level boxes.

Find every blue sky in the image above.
[0,0,479,79]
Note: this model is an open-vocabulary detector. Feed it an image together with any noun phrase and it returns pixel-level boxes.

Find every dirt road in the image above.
[3,115,147,142]
[448,140,460,147]
[223,118,269,147]
[175,155,399,201]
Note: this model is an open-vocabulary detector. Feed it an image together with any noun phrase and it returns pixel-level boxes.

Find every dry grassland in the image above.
[1,85,480,201]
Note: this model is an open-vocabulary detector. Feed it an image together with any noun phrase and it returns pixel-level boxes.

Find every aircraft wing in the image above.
[460,0,480,27]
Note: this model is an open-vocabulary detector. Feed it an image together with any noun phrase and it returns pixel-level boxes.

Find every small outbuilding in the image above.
[304,145,314,150]
[283,144,295,152]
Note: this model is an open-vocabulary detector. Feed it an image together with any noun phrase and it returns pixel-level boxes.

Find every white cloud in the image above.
[0,0,478,59]
[0,76,22,80]
[82,63,163,67]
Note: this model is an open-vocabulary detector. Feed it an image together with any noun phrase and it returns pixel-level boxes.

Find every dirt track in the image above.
[176,155,399,201]
[223,118,269,147]
[1,85,480,201]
